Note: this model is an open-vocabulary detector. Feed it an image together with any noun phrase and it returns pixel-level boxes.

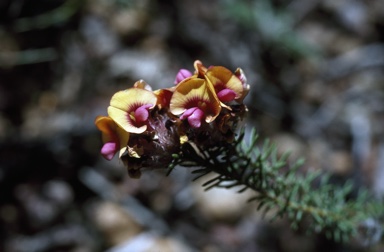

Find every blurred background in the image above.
[0,0,384,251]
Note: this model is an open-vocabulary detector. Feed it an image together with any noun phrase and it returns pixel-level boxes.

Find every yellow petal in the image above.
[94,116,116,143]
[116,126,130,158]
[194,60,207,76]
[108,88,157,134]
[110,88,157,112]
[108,106,147,134]
[204,75,232,111]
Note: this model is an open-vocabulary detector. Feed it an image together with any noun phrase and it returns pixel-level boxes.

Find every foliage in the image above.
[223,0,319,59]
[13,0,83,32]
[168,128,384,244]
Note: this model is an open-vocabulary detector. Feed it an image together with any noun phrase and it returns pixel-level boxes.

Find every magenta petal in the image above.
[217,88,236,102]
[188,108,204,128]
[101,142,118,160]
[180,107,198,120]
[135,104,152,123]
[174,69,193,84]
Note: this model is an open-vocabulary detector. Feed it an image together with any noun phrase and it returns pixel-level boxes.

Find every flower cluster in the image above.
[95,60,250,178]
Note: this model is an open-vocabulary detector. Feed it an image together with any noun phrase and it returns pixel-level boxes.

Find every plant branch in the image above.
[171,128,384,244]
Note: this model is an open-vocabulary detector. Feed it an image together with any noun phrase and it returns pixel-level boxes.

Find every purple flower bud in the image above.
[134,104,152,123]
[101,142,118,160]
[174,69,193,84]
[217,88,236,102]
[180,107,197,120]
[188,108,204,128]
[180,107,204,128]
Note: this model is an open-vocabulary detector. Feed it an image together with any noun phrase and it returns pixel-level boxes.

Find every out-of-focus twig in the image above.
[0,48,57,67]
[287,0,320,25]
[350,112,371,189]
[373,143,384,199]
[12,0,83,32]
[322,44,384,81]
[79,167,170,233]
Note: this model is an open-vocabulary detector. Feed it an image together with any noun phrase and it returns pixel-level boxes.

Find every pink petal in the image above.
[101,142,118,160]
[174,69,193,84]
[180,107,198,120]
[188,108,204,128]
[217,88,236,102]
[134,104,152,123]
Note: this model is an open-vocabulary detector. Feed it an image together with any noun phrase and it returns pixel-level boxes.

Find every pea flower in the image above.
[205,66,244,102]
[108,88,158,134]
[194,60,244,103]
[94,116,130,160]
[170,77,221,128]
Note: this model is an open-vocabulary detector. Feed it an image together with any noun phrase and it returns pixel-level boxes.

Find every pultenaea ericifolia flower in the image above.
[194,60,244,103]
[108,87,157,134]
[169,60,247,128]
[94,116,130,160]
[95,59,250,178]
[170,76,221,128]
